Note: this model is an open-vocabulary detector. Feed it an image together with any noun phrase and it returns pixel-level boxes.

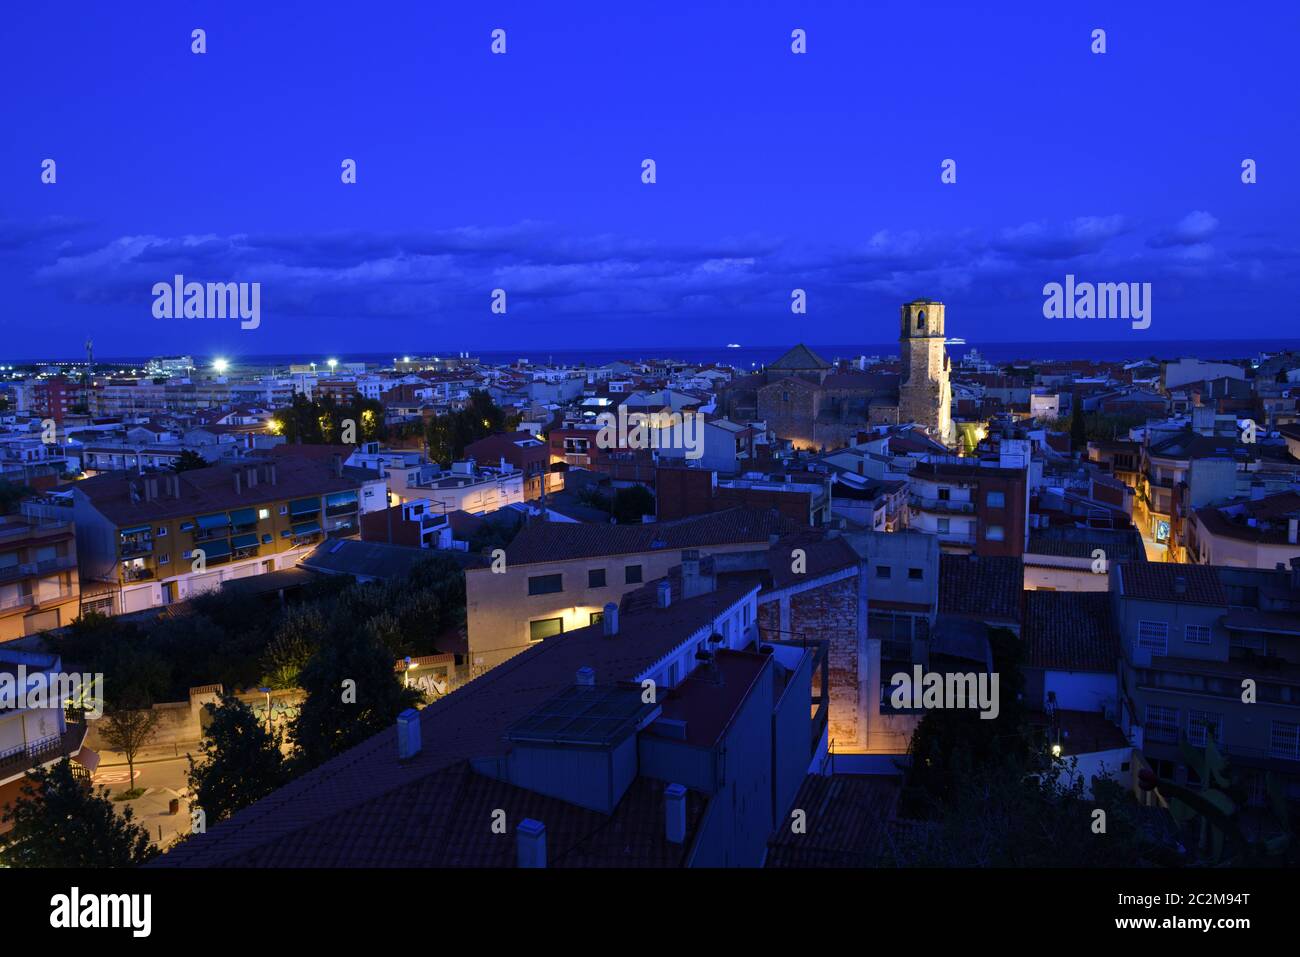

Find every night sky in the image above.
[2,0,1296,359]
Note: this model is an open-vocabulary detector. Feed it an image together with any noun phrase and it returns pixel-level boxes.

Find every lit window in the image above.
[258,508,270,520]
[986,525,1005,541]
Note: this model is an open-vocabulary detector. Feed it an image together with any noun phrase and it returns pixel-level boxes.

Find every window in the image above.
[938,488,950,501]
[1187,710,1222,747]
[589,611,604,626]
[156,527,167,537]
[781,392,790,403]
[986,491,1005,508]
[588,568,606,588]
[527,573,563,596]
[158,554,170,565]
[1145,705,1179,743]
[937,518,950,533]
[279,505,288,516]
[986,525,1005,542]
[529,617,563,642]
[625,564,643,584]
[1185,624,1211,645]
[908,568,923,581]
[1270,721,1300,761]
[1138,620,1169,656]
[876,565,892,579]
[258,508,271,520]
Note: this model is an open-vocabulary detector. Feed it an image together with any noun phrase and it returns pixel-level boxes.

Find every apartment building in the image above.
[1186,490,1300,569]
[50,456,366,615]
[1114,561,1300,800]
[0,513,80,641]
[655,465,832,526]
[907,458,1029,557]
[465,507,795,672]
[155,566,824,868]
[388,460,524,515]
[463,431,551,500]
[0,649,92,832]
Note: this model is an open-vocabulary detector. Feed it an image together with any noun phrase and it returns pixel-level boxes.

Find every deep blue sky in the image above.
[2,0,1297,360]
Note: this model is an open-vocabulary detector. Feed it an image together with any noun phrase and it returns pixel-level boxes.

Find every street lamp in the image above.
[258,686,272,734]
[327,358,338,372]
[213,358,229,374]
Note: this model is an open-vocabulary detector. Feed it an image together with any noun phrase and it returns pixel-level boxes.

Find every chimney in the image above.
[332,453,343,478]
[656,580,672,609]
[602,602,619,637]
[1173,575,1187,596]
[247,467,258,489]
[1289,517,1298,545]
[396,708,421,760]
[171,474,181,498]
[517,819,546,868]
[575,666,595,687]
[664,783,687,844]
[233,470,242,495]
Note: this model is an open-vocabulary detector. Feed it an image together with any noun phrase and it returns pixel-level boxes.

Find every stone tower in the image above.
[898,299,953,444]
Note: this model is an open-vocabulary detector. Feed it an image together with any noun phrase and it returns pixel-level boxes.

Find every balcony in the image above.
[119,538,154,558]
[0,556,75,584]
[0,592,34,612]
[909,494,975,514]
[0,716,87,782]
[121,565,155,582]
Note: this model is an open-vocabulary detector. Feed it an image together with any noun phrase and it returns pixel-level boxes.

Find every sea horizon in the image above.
[6,337,1300,370]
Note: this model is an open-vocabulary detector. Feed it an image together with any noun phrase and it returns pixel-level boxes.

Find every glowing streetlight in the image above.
[327,358,338,372]
[213,358,229,374]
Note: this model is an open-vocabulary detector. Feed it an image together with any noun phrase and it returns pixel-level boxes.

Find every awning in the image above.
[73,748,101,775]
[291,521,321,536]
[229,507,258,526]
[289,497,321,517]
[196,512,231,530]
[196,539,231,559]
[231,533,259,550]
[119,524,150,535]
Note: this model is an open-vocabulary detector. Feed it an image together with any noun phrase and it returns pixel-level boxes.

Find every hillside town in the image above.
[2,299,1298,870]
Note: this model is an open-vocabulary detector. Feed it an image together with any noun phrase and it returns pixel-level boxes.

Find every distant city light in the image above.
[213,358,230,374]
[327,358,338,370]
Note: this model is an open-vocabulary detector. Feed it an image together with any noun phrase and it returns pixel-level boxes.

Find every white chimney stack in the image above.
[396,708,421,760]
[602,602,619,637]
[517,819,547,868]
[657,580,672,608]
[664,783,687,844]
[575,666,595,687]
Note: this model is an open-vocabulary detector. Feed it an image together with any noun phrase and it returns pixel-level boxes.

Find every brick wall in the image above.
[759,574,864,752]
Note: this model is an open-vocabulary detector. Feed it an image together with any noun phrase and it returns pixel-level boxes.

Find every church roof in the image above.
[768,344,831,371]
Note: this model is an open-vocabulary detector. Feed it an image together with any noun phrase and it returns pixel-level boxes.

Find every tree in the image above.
[290,626,421,770]
[612,485,655,524]
[187,695,291,824]
[98,707,162,797]
[0,479,36,515]
[1069,392,1087,452]
[0,759,157,867]
[169,449,208,472]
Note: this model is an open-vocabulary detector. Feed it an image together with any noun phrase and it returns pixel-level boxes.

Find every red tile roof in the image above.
[503,506,797,566]
[1116,562,1226,606]
[152,581,757,867]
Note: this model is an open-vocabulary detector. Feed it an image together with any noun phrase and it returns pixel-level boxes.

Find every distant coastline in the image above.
[6,339,1300,370]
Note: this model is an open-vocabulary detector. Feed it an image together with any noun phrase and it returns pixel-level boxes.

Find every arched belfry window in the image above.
[916,310,926,330]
